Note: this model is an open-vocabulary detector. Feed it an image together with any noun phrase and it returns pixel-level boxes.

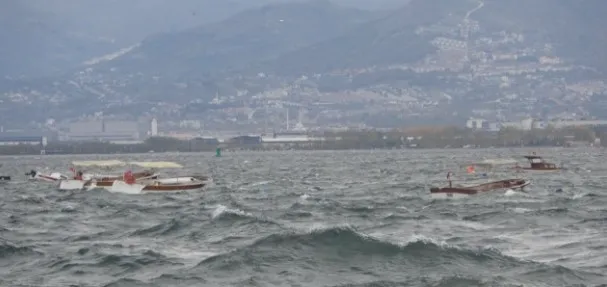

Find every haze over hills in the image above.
[2,0,402,79]
[2,0,607,131]
[2,0,292,78]
[0,1,114,78]
[105,0,378,77]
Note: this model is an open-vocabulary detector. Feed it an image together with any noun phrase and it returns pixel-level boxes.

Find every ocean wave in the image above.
[102,278,148,287]
[209,204,282,228]
[381,214,428,221]
[211,204,251,220]
[130,218,185,237]
[185,226,603,286]
[0,240,43,259]
[47,249,182,280]
[2,150,607,287]
[279,210,314,219]
[327,277,494,287]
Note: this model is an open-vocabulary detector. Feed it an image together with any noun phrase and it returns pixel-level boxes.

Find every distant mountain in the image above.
[261,0,607,76]
[20,0,289,46]
[100,0,378,78]
[258,0,468,76]
[98,0,607,78]
[0,1,116,78]
[3,0,607,127]
[1,0,322,79]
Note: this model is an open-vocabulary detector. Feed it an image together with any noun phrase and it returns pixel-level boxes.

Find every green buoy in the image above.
[216,147,222,157]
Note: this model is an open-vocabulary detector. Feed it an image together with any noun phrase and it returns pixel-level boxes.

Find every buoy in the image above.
[216,147,222,157]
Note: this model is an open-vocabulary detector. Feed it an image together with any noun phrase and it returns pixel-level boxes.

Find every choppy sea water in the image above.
[1,148,606,287]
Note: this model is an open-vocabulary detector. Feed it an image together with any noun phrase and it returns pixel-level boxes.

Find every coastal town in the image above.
[1,0,606,152]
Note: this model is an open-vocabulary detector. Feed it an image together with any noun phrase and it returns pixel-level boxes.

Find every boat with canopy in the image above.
[515,154,563,172]
[58,160,159,191]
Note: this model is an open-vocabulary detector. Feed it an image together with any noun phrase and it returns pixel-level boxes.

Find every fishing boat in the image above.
[0,164,10,183]
[107,161,211,194]
[516,155,563,172]
[430,158,530,198]
[430,176,530,199]
[58,160,159,191]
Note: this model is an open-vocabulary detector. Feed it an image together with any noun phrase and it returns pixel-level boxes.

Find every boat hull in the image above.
[107,177,208,194]
[141,176,208,192]
[430,178,530,198]
[519,167,562,172]
[142,182,206,192]
[29,172,68,182]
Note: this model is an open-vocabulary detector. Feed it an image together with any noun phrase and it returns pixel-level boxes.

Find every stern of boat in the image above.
[58,179,86,191]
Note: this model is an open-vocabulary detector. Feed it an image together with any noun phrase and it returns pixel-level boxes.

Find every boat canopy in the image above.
[129,161,183,168]
[462,158,518,167]
[523,155,544,160]
[72,160,126,167]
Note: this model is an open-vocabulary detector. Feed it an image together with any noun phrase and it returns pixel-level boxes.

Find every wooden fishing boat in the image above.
[0,164,9,183]
[430,175,530,199]
[106,162,211,194]
[516,155,563,172]
[430,158,530,198]
[0,175,10,183]
[110,176,209,194]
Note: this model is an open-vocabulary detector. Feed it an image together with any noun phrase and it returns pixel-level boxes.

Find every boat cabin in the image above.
[524,155,557,169]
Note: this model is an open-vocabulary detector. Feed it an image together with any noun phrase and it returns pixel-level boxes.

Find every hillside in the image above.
[2,0,607,129]
[0,0,299,78]
[101,0,378,77]
[20,0,289,45]
[259,0,607,76]
[0,1,116,78]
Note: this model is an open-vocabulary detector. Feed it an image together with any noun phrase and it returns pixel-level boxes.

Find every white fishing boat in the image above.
[58,160,159,191]
[25,170,68,182]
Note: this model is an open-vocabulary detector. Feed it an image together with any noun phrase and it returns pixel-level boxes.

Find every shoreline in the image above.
[0,145,595,158]
[0,125,601,156]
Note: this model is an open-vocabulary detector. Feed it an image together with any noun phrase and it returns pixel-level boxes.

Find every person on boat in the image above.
[74,171,84,180]
[123,170,136,184]
[447,171,453,188]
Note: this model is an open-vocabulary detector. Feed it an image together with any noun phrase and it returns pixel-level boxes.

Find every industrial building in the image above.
[0,132,49,154]
[465,117,607,131]
[0,135,47,146]
[260,131,324,143]
[62,120,141,142]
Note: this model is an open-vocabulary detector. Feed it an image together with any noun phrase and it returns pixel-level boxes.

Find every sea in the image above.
[0,148,606,287]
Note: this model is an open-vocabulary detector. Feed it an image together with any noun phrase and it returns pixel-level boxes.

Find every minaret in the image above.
[151,118,158,136]
[286,108,290,131]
